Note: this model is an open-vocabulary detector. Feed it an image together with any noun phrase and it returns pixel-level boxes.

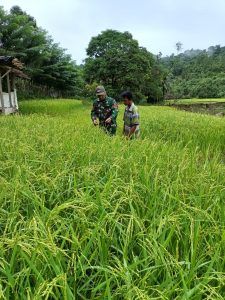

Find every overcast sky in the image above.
[1,0,225,63]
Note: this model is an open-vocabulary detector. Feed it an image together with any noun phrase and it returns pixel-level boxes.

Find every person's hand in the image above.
[105,117,112,124]
[93,119,98,126]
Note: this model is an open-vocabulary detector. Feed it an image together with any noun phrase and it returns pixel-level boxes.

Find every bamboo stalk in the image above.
[12,74,16,108]
[0,73,5,114]
[7,73,13,108]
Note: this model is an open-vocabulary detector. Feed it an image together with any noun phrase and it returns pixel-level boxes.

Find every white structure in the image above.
[1,90,18,115]
[0,56,28,115]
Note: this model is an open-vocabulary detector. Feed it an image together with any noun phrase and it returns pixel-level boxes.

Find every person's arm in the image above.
[105,99,118,123]
[111,99,118,121]
[91,102,98,125]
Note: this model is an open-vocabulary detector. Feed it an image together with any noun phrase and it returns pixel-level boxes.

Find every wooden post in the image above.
[7,72,13,108]
[0,73,5,114]
[12,74,16,108]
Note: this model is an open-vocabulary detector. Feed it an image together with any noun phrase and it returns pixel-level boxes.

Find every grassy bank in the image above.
[165,98,225,105]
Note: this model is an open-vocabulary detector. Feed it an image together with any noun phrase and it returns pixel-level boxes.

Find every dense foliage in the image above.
[161,45,225,99]
[0,6,82,97]
[84,30,166,102]
[1,4,225,101]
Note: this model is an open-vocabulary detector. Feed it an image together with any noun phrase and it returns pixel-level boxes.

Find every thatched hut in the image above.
[0,56,29,115]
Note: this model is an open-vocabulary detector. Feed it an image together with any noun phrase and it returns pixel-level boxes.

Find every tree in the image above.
[10,5,36,25]
[0,6,83,96]
[161,44,225,99]
[175,41,183,54]
[156,51,162,61]
[84,29,163,102]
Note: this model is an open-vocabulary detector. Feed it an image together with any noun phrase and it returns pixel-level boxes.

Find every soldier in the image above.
[121,91,140,139]
[91,86,118,135]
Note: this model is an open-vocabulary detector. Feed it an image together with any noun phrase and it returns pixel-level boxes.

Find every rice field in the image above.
[0,99,225,299]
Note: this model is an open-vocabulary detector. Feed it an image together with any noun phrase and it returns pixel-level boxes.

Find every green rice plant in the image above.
[0,100,225,299]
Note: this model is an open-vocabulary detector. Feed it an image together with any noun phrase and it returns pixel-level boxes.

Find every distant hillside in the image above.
[161,45,225,99]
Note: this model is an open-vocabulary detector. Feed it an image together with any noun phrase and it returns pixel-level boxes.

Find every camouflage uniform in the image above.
[123,103,140,138]
[91,96,118,135]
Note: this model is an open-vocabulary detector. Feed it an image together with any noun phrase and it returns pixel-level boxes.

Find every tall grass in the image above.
[0,100,225,299]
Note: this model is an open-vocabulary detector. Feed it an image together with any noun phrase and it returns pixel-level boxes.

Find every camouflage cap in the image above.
[96,85,106,95]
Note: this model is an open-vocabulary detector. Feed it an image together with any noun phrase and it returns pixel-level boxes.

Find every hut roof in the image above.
[0,56,29,79]
[0,56,23,69]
